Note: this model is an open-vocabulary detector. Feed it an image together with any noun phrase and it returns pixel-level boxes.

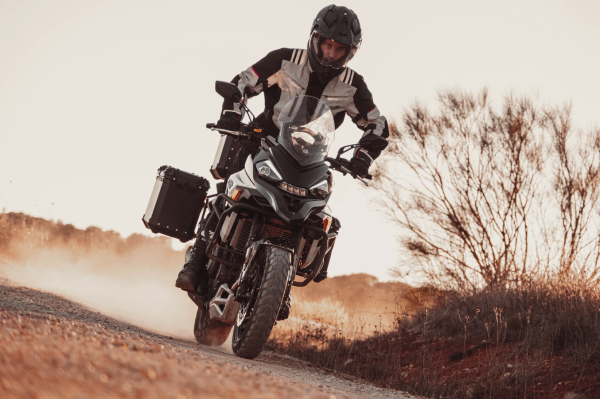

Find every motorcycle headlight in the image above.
[310,178,332,199]
[256,160,283,182]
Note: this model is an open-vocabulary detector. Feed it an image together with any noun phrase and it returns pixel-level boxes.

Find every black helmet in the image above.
[307,5,362,83]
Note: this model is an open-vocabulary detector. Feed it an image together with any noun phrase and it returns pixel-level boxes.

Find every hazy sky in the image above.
[1,0,599,282]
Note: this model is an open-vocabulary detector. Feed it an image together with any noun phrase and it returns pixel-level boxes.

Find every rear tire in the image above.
[232,246,291,359]
[194,305,232,346]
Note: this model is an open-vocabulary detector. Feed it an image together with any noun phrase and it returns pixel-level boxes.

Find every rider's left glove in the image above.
[350,149,372,177]
[216,110,241,131]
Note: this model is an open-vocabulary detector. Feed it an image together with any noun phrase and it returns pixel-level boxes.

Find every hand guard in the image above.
[216,110,241,131]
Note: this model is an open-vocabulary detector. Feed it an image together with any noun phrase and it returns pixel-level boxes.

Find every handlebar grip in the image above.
[206,123,216,129]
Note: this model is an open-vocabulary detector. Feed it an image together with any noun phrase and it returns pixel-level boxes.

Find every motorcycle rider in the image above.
[176,4,389,295]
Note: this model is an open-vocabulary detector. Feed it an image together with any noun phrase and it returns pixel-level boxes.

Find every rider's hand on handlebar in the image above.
[216,110,241,131]
[349,156,370,178]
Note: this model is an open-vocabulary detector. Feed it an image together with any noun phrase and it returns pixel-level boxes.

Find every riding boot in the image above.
[175,235,209,294]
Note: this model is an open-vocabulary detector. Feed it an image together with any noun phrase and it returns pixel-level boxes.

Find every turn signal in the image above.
[231,188,244,202]
[322,216,332,232]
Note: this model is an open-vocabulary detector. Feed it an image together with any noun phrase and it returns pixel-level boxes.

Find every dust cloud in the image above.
[0,212,425,344]
[0,213,198,339]
[2,260,197,339]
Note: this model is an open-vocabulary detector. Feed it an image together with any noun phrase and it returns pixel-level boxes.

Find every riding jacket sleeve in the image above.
[343,70,389,165]
[221,48,295,118]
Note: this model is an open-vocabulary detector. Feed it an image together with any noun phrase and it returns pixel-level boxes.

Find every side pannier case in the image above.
[210,134,240,180]
[142,165,210,242]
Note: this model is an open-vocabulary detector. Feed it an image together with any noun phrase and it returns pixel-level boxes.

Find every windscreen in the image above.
[277,96,335,166]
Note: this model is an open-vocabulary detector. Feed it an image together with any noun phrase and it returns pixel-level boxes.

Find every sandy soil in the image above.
[0,282,418,399]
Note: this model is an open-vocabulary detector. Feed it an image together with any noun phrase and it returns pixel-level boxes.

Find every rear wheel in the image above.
[194,305,232,346]
[232,246,291,359]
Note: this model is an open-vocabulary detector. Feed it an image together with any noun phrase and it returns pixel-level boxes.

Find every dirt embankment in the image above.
[0,283,417,399]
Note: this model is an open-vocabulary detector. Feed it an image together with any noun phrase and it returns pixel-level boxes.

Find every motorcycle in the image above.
[188,81,386,359]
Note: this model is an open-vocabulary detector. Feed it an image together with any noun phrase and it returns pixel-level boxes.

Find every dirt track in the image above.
[0,283,417,399]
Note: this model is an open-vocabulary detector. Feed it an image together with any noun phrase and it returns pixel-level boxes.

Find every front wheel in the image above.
[232,246,291,359]
[194,305,232,346]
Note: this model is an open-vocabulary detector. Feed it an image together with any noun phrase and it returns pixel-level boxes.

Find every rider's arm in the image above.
[221,48,297,116]
[344,71,389,165]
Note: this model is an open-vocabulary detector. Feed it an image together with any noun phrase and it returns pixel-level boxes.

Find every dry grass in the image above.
[269,278,600,398]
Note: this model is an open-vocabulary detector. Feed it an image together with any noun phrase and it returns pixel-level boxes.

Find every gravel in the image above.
[0,283,418,399]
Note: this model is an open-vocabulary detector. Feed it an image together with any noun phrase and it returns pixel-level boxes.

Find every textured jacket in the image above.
[223,48,389,162]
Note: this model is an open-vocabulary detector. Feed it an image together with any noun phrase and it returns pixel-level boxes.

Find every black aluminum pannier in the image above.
[210,134,240,180]
[142,165,210,242]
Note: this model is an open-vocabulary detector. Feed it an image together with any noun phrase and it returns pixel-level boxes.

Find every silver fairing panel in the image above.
[226,155,334,223]
[225,157,261,202]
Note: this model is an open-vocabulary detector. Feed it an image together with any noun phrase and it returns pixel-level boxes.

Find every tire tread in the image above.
[232,246,290,359]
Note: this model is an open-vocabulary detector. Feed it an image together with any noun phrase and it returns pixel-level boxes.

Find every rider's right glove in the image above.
[216,110,241,131]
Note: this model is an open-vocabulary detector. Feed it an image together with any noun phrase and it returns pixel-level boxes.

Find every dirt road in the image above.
[0,283,417,399]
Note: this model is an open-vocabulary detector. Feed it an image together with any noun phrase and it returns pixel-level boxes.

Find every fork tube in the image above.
[245,212,263,250]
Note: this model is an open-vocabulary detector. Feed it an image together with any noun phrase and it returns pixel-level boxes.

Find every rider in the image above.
[176,4,389,294]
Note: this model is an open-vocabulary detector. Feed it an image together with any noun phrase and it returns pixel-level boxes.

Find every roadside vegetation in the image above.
[270,90,600,398]
[0,211,181,281]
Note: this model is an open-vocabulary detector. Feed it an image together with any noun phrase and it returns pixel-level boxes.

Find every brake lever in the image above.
[338,165,370,186]
[205,123,251,138]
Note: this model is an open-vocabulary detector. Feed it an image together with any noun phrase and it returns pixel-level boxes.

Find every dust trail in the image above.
[0,213,211,339]
[1,260,198,339]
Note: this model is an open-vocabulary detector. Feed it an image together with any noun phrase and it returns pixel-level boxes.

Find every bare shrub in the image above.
[373,89,600,288]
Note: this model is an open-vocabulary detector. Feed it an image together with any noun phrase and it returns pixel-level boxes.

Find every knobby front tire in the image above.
[232,246,291,359]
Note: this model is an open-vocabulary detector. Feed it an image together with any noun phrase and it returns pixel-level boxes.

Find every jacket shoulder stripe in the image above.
[340,68,354,85]
[299,50,307,65]
[340,68,348,84]
[291,49,305,65]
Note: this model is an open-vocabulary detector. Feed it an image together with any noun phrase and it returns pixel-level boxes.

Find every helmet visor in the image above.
[309,31,358,69]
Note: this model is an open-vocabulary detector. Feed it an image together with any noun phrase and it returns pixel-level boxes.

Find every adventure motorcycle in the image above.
[185,81,385,359]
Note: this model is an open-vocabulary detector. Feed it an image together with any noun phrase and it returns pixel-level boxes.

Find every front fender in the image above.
[237,239,295,300]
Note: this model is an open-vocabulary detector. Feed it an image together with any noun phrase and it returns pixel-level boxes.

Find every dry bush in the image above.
[269,90,600,397]
[372,89,600,289]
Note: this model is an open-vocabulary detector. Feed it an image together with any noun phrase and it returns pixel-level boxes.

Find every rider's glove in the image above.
[349,149,372,177]
[216,110,241,131]
[240,138,260,155]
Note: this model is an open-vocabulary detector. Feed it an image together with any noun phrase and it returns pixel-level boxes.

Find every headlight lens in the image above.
[256,160,283,182]
[279,182,308,197]
[310,176,332,199]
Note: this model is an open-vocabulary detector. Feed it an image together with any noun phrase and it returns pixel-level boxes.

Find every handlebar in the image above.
[205,123,372,186]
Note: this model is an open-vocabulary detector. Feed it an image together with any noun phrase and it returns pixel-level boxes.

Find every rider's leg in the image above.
[175,143,257,294]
